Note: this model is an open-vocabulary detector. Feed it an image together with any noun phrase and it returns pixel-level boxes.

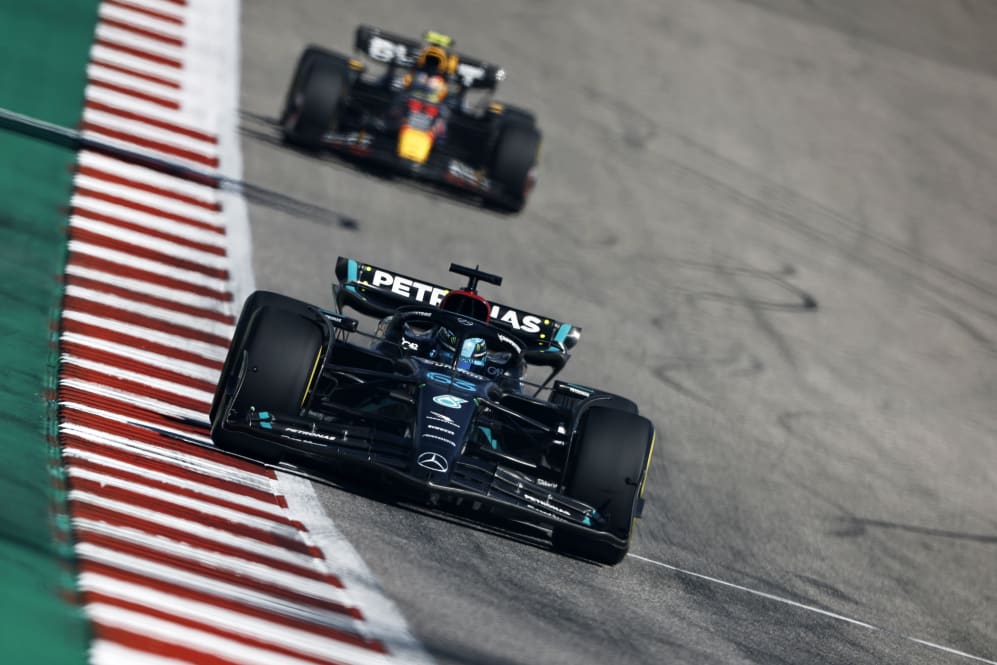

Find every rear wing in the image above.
[333,257,580,367]
[353,25,505,89]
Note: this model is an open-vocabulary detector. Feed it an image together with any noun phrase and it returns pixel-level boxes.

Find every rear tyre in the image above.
[552,406,654,564]
[281,48,350,148]
[490,123,541,212]
[211,303,324,465]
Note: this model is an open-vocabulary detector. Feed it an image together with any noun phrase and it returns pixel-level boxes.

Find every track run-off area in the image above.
[0,1,994,664]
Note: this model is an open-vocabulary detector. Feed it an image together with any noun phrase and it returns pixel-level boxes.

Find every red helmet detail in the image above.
[440,289,491,322]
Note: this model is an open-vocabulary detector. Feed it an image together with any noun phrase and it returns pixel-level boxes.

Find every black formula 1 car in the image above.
[279,26,542,212]
[210,259,655,564]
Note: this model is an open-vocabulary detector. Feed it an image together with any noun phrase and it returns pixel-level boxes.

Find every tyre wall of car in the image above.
[281,47,351,147]
[490,122,541,212]
[553,406,655,564]
[211,297,324,465]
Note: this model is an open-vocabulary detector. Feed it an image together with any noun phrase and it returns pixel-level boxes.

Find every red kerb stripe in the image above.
[74,186,224,233]
[91,58,180,89]
[77,163,221,210]
[65,254,230,300]
[72,207,226,257]
[104,0,184,26]
[64,274,233,324]
[100,17,184,48]
[85,100,218,145]
[94,37,182,68]
[82,121,219,168]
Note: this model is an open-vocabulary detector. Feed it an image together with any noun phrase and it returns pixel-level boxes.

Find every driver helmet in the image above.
[434,329,487,371]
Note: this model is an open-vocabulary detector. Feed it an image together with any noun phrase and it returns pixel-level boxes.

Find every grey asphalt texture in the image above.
[238,1,997,663]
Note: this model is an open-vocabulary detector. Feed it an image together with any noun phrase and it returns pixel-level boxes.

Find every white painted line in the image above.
[62,311,227,361]
[95,23,184,62]
[60,332,220,383]
[83,108,218,155]
[277,472,437,665]
[69,218,228,271]
[79,543,366,635]
[88,62,183,102]
[64,285,232,340]
[72,190,222,230]
[65,264,231,312]
[81,573,394,665]
[68,241,229,292]
[99,3,186,40]
[629,554,997,665]
[61,377,208,423]
[61,354,216,402]
[63,445,281,515]
[60,422,272,492]
[73,516,344,602]
[86,603,367,665]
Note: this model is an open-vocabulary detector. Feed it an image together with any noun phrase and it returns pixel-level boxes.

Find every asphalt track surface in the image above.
[238,1,997,663]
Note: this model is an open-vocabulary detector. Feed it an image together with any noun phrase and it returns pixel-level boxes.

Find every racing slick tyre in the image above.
[552,406,654,565]
[490,123,541,213]
[281,47,350,148]
[211,301,323,465]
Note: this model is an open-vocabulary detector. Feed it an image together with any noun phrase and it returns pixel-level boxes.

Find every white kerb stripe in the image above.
[100,0,186,21]
[61,377,208,423]
[66,264,231,313]
[94,23,185,62]
[78,543,367,636]
[86,603,373,665]
[59,422,272,492]
[64,285,233,339]
[69,218,228,271]
[63,446,279,515]
[84,86,218,133]
[61,401,212,446]
[73,516,344,603]
[71,190,222,230]
[88,63,183,102]
[90,44,182,86]
[60,332,221,383]
[80,573,394,665]
[62,310,227,361]
[73,177,224,234]
[78,150,220,204]
[68,241,229,292]
[90,640,192,665]
[99,3,187,40]
[60,354,216,403]
[68,468,296,536]
[83,107,218,155]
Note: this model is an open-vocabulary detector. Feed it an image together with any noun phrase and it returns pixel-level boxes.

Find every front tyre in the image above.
[281,47,350,148]
[211,303,324,465]
[552,406,655,564]
[490,124,541,213]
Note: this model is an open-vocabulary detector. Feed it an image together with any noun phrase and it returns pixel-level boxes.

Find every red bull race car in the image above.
[210,259,656,564]
[279,26,542,212]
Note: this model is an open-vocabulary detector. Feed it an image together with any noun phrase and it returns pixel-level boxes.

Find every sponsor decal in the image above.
[427,424,456,435]
[433,394,467,409]
[370,270,448,306]
[456,62,486,86]
[401,339,420,351]
[426,371,476,392]
[456,317,474,326]
[485,365,503,377]
[490,306,542,334]
[417,451,449,472]
[428,411,458,426]
[285,428,338,443]
[421,433,456,447]
[523,493,571,517]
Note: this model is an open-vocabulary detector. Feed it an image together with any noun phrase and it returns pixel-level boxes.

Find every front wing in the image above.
[219,408,628,548]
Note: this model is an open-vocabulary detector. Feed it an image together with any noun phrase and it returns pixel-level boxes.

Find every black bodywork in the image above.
[280,26,541,211]
[212,259,653,558]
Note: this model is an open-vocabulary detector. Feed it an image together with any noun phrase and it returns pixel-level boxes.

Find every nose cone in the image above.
[398,126,433,164]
